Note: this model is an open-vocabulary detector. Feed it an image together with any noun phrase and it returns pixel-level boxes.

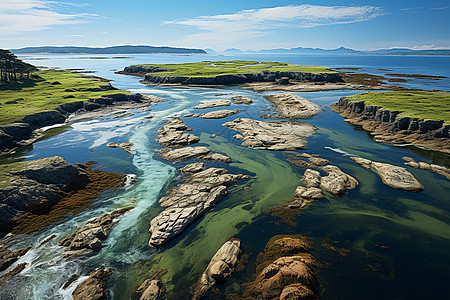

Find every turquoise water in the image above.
[0,54,449,299]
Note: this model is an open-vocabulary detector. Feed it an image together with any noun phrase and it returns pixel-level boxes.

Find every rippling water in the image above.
[1,53,449,299]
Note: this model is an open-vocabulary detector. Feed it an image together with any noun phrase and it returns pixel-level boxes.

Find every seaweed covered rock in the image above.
[191,239,241,299]
[242,235,320,300]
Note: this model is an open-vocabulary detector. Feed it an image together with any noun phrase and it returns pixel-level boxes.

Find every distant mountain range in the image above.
[12,45,206,54]
[212,47,450,56]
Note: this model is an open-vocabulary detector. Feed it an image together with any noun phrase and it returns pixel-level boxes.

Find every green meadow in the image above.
[0,70,129,125]
[347,91,450,123]
[131,60,336,77]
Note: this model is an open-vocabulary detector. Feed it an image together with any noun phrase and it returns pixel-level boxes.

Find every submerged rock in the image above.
[223,118,316,151]
[351,157,423,192]
[191,239,241,299]
[59,207,133,257]
[402,156,450,180]
[160,146,231,163]
[264,94,323,119]
[148,168,248,247]
[156,118,200,148]
[193,100,231,109]
[242,234,320,300]
[72,265,112,300]
[231,96,253,105]
[132,268,167,300]
[107,142,134,154]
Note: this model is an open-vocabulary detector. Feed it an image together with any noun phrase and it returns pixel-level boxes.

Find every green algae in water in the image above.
[117,134,302,299]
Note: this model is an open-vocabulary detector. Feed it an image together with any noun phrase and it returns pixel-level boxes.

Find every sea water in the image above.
[0,53,449,299]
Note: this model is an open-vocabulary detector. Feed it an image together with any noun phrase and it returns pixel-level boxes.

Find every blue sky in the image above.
[0,0,449,51]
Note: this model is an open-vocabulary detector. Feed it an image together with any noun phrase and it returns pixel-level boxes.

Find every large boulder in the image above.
[72,265,112,300]
[191,239,242,299]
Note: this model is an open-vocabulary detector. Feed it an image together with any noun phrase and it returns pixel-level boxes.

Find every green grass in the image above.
[0,70,130,125]
[0,160,27,187]
[131,60,335,77]
[347,91,450,123]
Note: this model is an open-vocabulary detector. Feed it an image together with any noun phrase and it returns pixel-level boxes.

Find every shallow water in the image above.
[1,54,449,299]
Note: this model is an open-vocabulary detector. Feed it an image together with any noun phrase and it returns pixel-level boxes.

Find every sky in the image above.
[0,0,449,51]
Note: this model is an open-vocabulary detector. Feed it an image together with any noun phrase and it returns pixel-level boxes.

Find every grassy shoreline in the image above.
[127,60,336,77]
[347,91,450,123]
[0,70,129,125]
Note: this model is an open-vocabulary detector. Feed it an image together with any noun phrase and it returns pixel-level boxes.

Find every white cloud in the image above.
[0,0,98,34]
[164,4,384,45]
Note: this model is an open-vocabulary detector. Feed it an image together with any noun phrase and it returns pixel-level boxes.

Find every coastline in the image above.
[330,96,450,154]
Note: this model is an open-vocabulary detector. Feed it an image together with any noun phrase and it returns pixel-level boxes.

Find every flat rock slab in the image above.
[191,239,241,300]
[157,118,200,148]
[402,156,450,180]
[264,94,323,119]
[148,167,248,247]
[231,96,253,105]
[223,118,316,151]
[188,109,239,119]
[351,157,423,192]
[194,100,231,109]
[160,146,231,163]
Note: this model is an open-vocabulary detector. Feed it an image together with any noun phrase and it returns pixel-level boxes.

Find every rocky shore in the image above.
[140,70,343,86]
[0,157,127,235]
[0,93,161,155]
[331,96,450,154]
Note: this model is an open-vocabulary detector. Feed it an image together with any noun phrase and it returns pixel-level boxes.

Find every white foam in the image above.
[324,146,354,156]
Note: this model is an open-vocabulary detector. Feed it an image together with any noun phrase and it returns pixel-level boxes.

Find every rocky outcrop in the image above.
[231,96,253,105]
[143,70,343,85]
[0,157,127,235]
[160,146,231,163]
[0,156,91,233]
[187,109,239,119]
[242,234,320,300]
[0,93,161,154]
[72,265,111,300]
[351,157,423,192]
[122,66,175,75]
[287,186,324,209]
[264,94,323,119]
[156,118,200,148]
[59,207,133,257]
[223,118,316,151]
[191,239,241,299]
[331,96,450,154]
[107,142,134,154]
[286,153,329,168]
[148,166,248,247]
[193,100,231,109]
[302,166,358,195]
[403,157,450,180]
[179,162,206,173]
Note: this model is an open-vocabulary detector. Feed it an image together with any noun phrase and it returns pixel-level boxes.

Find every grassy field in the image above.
[347,91,450,123]
[131,60,336,77]
[0,70,129,125]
